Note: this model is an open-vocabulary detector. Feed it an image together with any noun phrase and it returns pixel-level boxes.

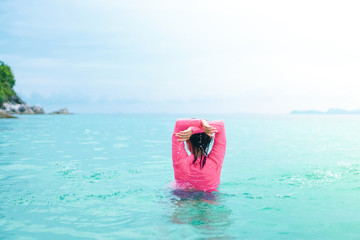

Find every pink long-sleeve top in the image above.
[172,119,226,192]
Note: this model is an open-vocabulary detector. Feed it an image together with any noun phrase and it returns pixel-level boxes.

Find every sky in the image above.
[1,0,360,114]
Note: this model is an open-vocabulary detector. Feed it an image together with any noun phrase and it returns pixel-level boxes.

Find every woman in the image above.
[172,119,226,192]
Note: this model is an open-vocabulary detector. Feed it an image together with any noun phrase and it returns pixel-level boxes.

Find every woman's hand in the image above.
[201,120,217,138]
[176,127,193,142]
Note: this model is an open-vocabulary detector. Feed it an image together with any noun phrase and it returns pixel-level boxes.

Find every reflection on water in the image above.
[170,189,232,239]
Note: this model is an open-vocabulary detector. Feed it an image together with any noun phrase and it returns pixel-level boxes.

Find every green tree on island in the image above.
[0,60,22,106]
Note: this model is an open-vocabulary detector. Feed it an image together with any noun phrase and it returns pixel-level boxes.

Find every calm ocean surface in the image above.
[1,114,360,239]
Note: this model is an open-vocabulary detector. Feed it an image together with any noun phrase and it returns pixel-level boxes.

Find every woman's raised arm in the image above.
[208,120,226,164]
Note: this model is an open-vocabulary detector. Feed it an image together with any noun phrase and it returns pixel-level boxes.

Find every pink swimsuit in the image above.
[172,119,226,192]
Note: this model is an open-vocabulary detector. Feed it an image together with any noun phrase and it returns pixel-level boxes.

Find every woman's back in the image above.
[171,119,226,192]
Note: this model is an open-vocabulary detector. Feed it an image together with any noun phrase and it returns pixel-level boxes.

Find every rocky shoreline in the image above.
[0,109,17,118]
[0,102,70,118]
[1,102,45,114]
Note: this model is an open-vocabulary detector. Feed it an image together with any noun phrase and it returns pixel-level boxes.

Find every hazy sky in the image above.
[1,0,360,113]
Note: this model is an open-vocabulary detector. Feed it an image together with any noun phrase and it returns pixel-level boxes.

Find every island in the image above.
[0,60,70,118]
[291,108,360,115]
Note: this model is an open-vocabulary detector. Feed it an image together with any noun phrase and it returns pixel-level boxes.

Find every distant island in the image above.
[291,108,360,115]
[0,60,70,118]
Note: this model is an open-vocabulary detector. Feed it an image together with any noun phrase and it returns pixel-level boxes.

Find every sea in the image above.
[1,114,360,239]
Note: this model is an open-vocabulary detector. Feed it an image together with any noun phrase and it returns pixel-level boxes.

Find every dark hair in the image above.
[189,132,212,169]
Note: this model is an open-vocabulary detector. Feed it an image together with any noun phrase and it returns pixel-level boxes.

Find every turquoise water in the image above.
[1,114,360,239]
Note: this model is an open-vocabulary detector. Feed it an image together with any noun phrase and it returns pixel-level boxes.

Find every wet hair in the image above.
[189,132,212,169]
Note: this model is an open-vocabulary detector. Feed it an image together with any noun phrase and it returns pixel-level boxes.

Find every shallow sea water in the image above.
[1,114,360,239]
